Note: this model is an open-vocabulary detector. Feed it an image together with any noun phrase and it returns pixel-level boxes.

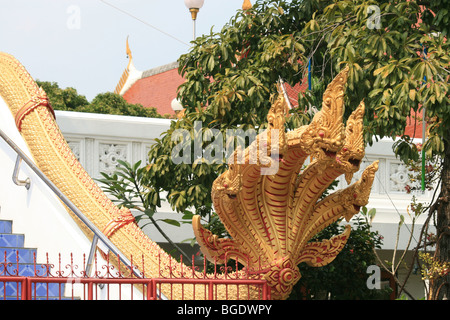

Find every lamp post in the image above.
[184,0,205,40]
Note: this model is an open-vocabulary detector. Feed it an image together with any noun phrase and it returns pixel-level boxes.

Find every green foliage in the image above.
[37,80,89,111]
[96,160,157,216]
[419,0,450,37]
[177,0,324,129]
[36,81,162,118]
[96,160,193,262]
[290,216,390,300]
[146,114,228,217]
[77,92,162,118]
[308,0,449,159]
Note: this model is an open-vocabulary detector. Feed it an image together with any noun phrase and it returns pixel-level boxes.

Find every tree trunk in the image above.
[432,129,450,300]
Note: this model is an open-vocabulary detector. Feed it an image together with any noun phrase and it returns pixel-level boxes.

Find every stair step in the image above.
[0,247,37,263]
[0,234,25,248]
[0,281,67,299]
[1,296,77,300]
[0,220,78,300]
[0,261,65,299]
[0,220,12,234]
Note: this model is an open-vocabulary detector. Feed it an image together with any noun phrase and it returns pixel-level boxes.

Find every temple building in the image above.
[114,38,183,117]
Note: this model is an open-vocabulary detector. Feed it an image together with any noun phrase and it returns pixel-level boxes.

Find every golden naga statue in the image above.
[0,52,377,300]
[193,66,379,299]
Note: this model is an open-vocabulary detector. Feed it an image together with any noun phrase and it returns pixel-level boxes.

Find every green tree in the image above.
[37,81,162,118]
[37,80,89,111]
[290,215,390,300]
[77,92,162,118]
[306,0,449,300]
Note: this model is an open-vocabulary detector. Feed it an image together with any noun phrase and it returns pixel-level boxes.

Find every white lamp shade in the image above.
[184,0,204,9]
[171,98,183,111]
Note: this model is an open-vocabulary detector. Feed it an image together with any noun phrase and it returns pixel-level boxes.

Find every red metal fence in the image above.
[0,251,270,300]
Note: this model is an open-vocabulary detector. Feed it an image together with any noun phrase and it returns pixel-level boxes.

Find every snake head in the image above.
[265,90,288,161]
[342,161,379,221]
[299,67,349,162]
[336,100,366,183]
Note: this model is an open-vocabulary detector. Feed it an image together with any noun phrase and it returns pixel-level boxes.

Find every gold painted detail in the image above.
[114,37,133,95]
[15,87,55,132]
[102,207,136,239]
[194,66,379,300]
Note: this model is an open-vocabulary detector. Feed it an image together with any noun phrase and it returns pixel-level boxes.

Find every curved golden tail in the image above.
[0,52,260,300]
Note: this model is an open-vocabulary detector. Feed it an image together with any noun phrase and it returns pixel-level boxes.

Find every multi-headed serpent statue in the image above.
[0,52,377,300]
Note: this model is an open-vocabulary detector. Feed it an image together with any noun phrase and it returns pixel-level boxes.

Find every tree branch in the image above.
[397,175,442,298]
[131,170,193,265]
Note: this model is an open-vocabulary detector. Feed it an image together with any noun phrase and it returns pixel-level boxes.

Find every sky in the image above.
[0,0,248,101]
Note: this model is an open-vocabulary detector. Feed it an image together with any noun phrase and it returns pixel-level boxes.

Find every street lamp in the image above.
[184,0,205,40]
[242,0,252,11]
[171,98,183,112]
[171,98,184,118]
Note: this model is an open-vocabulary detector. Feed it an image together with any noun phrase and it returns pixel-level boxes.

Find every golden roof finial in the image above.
[242,0,252,11]
[126,36,132,68]
[115,36,136,95]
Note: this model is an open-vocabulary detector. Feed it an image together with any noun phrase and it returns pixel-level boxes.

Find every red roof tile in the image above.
[123,66,184,116]
[404,109,424,139]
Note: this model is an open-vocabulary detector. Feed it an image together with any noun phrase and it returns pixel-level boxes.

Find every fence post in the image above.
[23,278,32,300]
[208,281,214,300]
[87,281,94,300]
[147,279,155,300]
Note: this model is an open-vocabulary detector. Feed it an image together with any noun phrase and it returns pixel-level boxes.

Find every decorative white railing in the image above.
[55,110,170,179]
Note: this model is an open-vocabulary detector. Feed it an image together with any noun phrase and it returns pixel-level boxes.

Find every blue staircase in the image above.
[0,219,69,300]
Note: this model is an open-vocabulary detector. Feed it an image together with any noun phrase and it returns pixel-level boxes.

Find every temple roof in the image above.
[121,61,184,116]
